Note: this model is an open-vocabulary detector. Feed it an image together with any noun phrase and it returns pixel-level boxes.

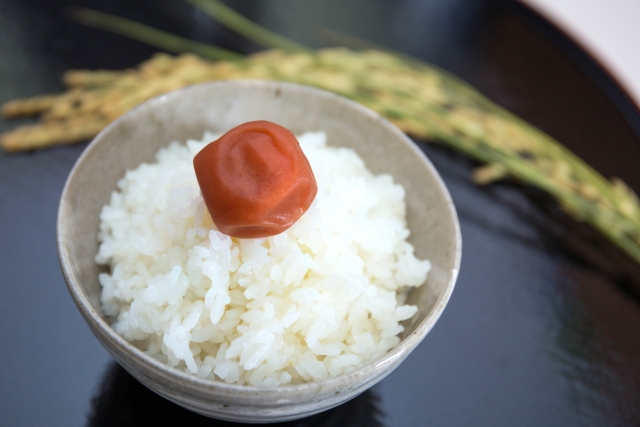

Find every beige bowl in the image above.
[57,80,461,423]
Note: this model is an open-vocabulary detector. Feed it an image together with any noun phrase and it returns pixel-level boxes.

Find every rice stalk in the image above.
[184,0,309,52]
[72,8,242,61]
[2,6,640,269]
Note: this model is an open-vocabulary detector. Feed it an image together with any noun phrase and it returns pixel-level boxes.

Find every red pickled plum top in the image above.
[193,121,318,238]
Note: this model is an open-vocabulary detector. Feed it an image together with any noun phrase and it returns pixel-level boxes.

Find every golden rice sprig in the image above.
[2,6,640,268]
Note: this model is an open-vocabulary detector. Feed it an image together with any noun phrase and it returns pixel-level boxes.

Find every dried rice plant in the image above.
[3,0,640,267]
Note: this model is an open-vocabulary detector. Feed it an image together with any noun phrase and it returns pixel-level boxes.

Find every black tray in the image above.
[1,0,639,425]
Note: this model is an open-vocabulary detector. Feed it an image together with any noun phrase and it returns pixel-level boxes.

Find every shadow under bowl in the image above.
[57,80,461,423]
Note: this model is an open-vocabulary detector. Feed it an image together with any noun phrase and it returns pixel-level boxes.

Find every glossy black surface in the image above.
[1,1,640,425]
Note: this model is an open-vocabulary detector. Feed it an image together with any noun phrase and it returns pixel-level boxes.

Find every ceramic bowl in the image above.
[57,80,461,423]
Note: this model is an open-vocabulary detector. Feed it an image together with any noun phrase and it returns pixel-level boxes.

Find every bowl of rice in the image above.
[57,80,461,423]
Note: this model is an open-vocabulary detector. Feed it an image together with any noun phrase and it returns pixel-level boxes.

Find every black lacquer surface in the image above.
[1,1,640,426]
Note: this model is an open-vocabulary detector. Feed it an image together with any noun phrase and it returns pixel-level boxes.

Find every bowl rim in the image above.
[57,79,461,395]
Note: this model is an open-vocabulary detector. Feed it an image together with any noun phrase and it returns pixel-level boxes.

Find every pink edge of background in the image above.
[521,0,640,111]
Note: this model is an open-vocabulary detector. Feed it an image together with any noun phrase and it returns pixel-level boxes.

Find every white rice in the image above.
[96,131,430,386]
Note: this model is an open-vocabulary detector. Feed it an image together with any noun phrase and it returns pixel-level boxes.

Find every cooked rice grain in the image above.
[96,131,430,385]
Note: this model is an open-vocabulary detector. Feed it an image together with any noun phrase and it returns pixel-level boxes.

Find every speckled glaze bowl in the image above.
[57,80,461,423]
